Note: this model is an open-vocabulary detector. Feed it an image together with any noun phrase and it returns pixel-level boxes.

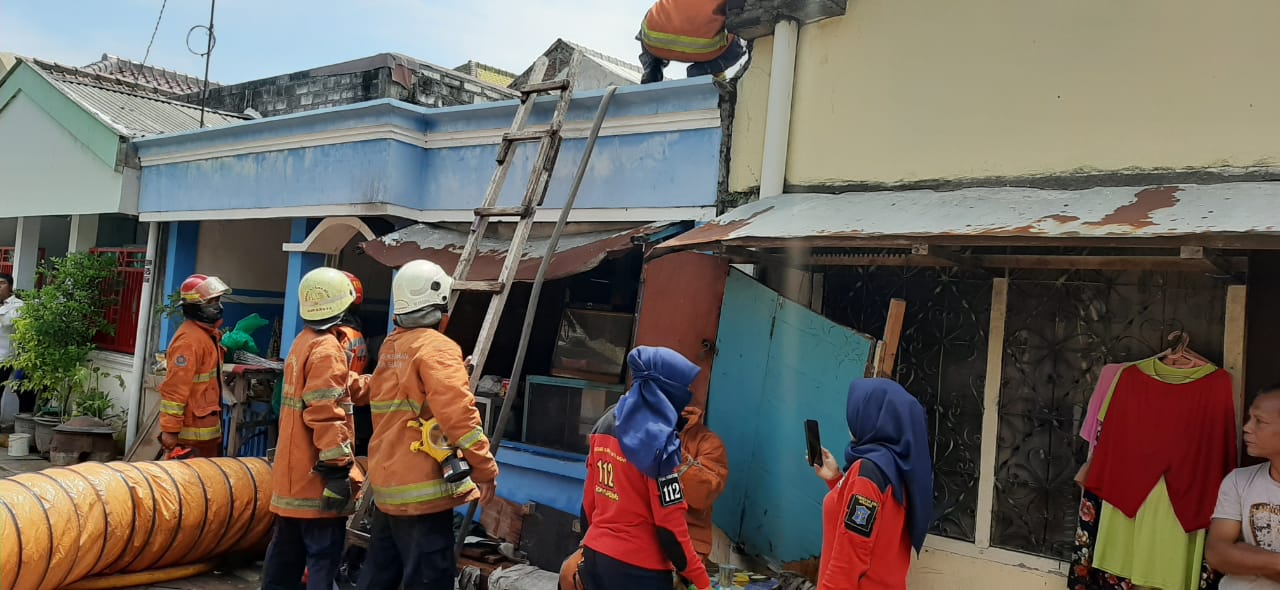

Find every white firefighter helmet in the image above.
[298,267,357,322]
[392,259,453,315]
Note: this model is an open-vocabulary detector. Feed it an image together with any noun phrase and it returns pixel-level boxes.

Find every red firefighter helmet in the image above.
[179,274,232,304]
[341,271,364,306]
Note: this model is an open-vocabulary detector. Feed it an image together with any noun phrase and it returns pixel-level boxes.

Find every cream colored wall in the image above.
[194,219,290,293]
[909,543,1064,590]
[730,0,1280,191]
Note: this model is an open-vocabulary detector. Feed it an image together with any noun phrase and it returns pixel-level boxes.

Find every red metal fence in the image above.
[0,247,47,287]
[90,248,147,354]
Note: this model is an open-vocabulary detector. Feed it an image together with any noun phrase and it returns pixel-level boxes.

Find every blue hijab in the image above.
[844,378,934,553]
[614,346,700,479]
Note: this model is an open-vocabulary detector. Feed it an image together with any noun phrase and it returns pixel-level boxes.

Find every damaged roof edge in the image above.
[362,222,688,281]
[654,182,1280,252]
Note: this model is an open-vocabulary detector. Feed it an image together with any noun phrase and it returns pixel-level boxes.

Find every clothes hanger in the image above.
[1156,331,1210,368]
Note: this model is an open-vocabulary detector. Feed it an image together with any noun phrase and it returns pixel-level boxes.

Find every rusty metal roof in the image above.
[363,222,680,279]
[654,183,1280,252]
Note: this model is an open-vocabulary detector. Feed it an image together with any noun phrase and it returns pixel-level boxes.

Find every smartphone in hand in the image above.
[805,419,822,466]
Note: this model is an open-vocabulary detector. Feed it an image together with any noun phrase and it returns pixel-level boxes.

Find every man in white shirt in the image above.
[1208,386,1280,589]
[0,273,26,412]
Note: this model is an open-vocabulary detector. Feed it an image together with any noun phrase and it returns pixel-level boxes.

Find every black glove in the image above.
[314,463,353,513]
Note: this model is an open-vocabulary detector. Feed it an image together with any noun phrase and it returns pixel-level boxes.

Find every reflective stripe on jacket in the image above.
[640,0,731,62]
[366,327,498,517]
[158,320,224,443]
[271,327,368,519]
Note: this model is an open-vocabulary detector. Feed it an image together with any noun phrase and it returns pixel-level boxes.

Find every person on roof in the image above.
[811,378,934,589]
[157,273,232,458]
[357,259,498,590]
[638,0,748,84]
[577,346,712,590]
[262,267,370,590]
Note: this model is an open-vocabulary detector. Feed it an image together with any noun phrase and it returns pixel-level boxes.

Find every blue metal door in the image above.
[707,269,876,564]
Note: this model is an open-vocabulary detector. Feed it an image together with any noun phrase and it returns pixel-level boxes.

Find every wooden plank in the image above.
[875,299,907,378]
[126,401,163,462]
[1225,284,1248,452]
[974,278,1009,548]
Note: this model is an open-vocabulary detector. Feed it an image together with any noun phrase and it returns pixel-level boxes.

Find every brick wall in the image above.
[176,54,517,118]
[727,0,848,40]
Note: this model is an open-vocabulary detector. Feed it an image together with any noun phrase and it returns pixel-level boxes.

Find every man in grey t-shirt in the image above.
[1209,387,1280,589]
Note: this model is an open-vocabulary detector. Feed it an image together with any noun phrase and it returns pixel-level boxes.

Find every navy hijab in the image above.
[614,346,700,479]
[844,378,934,553]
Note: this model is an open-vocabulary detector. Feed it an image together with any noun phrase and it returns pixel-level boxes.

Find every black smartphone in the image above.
[805,420,822,466]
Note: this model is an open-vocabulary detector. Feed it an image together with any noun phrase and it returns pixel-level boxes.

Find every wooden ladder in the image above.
[448,55,580,391]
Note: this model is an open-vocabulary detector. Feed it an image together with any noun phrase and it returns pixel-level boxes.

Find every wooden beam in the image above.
[798,252,1248,273]
[875,299,907,378]
[722,234,1280,251]
[1225,284,1248,457]
[1182,245,1239,279]
[974,278,1009,548]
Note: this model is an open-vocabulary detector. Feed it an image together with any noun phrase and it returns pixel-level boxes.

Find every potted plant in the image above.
[2,252,117,452]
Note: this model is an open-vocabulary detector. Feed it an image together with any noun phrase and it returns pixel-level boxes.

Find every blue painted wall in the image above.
[707,270,876,563]
[159,221,199,347]
[135,79,722,215]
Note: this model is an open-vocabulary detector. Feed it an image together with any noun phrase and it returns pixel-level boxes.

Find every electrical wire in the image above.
[141,0,168,66]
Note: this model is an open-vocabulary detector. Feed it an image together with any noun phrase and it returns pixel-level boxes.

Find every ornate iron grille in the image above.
[823,266,991,542]
[994,269,1226,559]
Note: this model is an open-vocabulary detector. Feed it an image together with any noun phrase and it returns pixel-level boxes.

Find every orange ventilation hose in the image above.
[0,458,275,590]
[60,561,218,590]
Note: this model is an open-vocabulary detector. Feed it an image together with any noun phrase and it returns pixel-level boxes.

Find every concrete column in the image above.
[12,217,41,290]
[67,214,100,253]
[280,218,323,358]
[159,221,200,348]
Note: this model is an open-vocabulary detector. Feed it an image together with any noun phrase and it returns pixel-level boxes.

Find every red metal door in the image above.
[633,251,730,409]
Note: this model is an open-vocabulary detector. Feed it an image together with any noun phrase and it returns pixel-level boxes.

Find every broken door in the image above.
[707,269,876,564]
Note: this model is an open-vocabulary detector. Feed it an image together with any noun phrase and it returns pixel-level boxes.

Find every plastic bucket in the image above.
[7,433,30,457]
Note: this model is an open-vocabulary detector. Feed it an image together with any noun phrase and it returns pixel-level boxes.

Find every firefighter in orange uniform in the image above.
[262,267,370,590]
[158,274,231,458]
[676,405,729,564]
[334,271,369,374]
[638,0,748,84]
[357,259,499,590]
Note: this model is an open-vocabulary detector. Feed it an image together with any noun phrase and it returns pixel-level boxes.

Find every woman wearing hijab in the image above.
[811,378,934,589]
[577,346,712,590]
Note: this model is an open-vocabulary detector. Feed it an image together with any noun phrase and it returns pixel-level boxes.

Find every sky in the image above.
[0,0,661,84]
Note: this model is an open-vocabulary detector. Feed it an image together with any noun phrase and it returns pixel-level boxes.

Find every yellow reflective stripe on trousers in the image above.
[303,388,343,404]
[271,495,324,511]
[160,400,186,417]
[369,398,422,415]
[457,427,485,450]
[640,23,728,54]
[279,397,304,411]
[192,369,218,384]
[372,479,476,506]
[179,425,221,441]
[319,442,352,462]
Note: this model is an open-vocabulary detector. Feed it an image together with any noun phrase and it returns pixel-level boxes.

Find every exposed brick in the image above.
[300,94,313,106]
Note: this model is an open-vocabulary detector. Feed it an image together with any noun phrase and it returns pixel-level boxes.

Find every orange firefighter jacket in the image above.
[334,324,369,375]
[641,0,732,62]
[271,328,370,519]
[679,406,729,557]
[365,327,498,517]
[159,320,225,445]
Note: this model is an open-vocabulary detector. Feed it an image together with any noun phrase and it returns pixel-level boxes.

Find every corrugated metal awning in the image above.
[654,183,1280,253]
[362,222,684,280]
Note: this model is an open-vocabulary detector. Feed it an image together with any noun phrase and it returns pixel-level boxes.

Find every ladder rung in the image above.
[475,206,531,218]
[453,280,505,293]
[503,129,557,143]
[521,79,571,94]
